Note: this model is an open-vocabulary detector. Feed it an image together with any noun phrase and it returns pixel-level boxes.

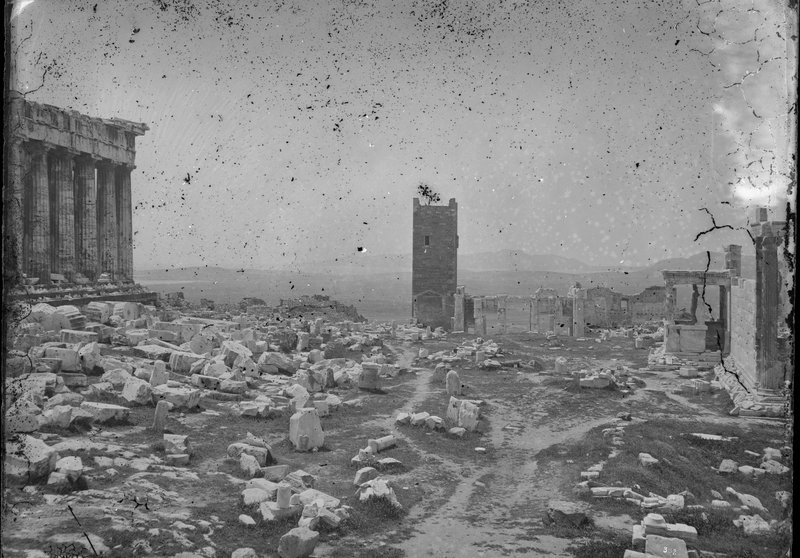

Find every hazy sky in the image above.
[10,0,796,270]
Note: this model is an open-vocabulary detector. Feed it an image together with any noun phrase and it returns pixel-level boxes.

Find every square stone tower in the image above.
[412,197,458,329]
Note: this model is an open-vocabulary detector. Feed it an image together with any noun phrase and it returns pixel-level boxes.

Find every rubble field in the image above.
[3,304,792,558]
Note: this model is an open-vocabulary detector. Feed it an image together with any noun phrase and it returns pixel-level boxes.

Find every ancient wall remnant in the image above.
[412,197,458,329]
[7,92,148,285]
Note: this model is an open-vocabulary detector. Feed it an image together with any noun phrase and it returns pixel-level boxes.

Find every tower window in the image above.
[424,235,430,246]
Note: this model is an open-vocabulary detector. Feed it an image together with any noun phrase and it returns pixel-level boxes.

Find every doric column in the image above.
[115,164,134,281]
[74,154,98,280]
[8,138,25,277]
[49,149,76,280]
[96,160,118,278]
[28,142,52,284]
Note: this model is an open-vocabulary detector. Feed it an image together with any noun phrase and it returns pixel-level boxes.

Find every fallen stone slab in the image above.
[718,459,738,474]
[79,402,129,423]
[262,464,289,482]
[409,412,430,426]
[151,385,201,409]
[298,488,340,509]
[5,435,59,484]
[375,457,403,472]
[284,469,316,492]
[227,443,273,467]
[246,478,280,499]
[132,344,174,361]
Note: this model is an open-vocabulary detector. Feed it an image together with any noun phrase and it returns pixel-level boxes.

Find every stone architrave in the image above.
[289,408,325,451]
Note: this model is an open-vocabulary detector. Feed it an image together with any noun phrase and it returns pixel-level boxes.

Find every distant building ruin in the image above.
[412,197,458,329]
[7,93,148,285]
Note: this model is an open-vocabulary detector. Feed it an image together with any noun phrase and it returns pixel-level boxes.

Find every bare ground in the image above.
[2,332,792,558]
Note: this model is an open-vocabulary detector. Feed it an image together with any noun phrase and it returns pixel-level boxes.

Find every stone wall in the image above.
[729,277,757,389]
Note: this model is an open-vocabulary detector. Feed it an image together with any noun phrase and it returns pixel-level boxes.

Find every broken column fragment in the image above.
[289,408,325,451]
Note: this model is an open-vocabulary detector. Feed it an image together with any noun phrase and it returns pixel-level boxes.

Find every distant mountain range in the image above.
[135,249,755,314]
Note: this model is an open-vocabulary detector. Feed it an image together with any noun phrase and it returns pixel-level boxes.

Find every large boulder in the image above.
[277,527,319,558]
[100,368,132,390]
[222,341,253,368]
[121,377,153,406]
[258,352,298,375]
[78,342,103,373]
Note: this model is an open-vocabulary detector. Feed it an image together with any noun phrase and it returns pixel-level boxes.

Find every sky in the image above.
[9,0,797,271]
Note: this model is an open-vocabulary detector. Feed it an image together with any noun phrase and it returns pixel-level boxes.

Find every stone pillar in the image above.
[497,295,508,334]
[757,235,781,390]
[719,285,728,355]
[116,164,134,281]
[28,142,52,284]
[74,155,98,280]
[572,289,586,337]
[96,161,118,278]
[8,139,25,276]
[49,149,76,280]
[454,288,465,332]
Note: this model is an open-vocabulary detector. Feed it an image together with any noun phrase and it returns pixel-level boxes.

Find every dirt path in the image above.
[383,343,612,557]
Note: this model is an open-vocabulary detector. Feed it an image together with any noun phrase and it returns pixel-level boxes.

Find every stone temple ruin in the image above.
[5,92,156,306]
[658,208,792,417]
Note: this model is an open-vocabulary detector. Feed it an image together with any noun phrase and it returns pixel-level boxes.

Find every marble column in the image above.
[74,155,98,280]
[96,160,118,278]
[49,149,76,280]
[28,142,52,284]
[8,138,25,276]
[115,164,133,281]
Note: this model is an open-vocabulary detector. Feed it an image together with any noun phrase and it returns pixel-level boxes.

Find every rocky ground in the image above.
[2,304,793,558]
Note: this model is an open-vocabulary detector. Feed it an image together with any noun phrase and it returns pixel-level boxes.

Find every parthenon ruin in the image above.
[6,91,148,286]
